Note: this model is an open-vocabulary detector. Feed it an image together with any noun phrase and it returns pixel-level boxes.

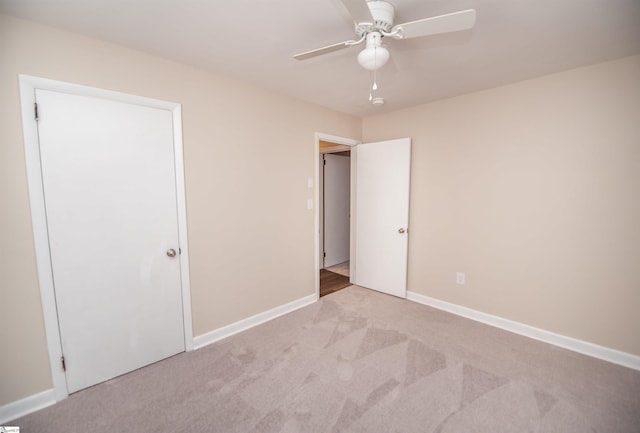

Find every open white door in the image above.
[354,138,411,297]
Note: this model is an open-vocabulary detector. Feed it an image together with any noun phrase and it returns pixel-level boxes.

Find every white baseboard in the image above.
[0,388,56,424]
[406,291,640,371]
[193,293,318,349]
[0,293,318,422]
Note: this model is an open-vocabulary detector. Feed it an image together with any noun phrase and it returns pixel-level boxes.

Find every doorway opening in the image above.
[314,133,411,300]
[316,136,358,297]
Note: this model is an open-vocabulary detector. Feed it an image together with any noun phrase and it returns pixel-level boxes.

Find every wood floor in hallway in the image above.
[319,269,351,297]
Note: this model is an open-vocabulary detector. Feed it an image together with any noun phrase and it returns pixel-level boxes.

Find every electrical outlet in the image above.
[456,272,466,285]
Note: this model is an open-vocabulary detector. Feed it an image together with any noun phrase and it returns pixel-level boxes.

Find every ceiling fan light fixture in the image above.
[357,32,389,71]
[292,1,478,102]
[357,45,389,70]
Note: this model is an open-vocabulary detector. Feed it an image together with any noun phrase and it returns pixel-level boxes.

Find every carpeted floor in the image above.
[11,286,640,432]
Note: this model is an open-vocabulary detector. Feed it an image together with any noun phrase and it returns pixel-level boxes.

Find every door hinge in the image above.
[179,247,182,255]
[61,356,66,371]
[323,251,326,258]
[34,102,39,121]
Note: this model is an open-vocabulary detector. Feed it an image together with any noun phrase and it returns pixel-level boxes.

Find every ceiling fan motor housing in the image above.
[356,1,395,35]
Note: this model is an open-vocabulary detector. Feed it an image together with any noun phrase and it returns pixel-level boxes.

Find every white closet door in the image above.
[36,89,185,393]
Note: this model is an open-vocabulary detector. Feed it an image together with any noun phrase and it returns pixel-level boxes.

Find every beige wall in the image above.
[0,14,361,405]
[363,54,640,356]
[2,10,638,409]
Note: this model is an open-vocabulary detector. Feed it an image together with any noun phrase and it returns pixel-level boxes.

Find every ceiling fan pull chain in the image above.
[369,70,374,101]
[372,49,379,91]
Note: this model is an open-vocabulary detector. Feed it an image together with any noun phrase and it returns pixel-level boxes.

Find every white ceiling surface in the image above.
[2,0,639,117]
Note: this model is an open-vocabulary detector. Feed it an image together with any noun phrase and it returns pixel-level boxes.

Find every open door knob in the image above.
[166,248,177,257]
[398,228,405,234]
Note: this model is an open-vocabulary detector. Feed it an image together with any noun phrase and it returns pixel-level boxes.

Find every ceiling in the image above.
[2,0,640,117]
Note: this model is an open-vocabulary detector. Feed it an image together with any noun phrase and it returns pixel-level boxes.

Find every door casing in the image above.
[19,75,194,401]
[315,133,360,296]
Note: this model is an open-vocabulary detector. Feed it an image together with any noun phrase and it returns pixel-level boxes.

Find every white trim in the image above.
[317,133,361,147]
[0,389,56,424]
[193,294,317,349]
[406,291,640,371]
[18,75,195,401]
[171,107,194,352]
[315,136,321,293]
[0,293,315,416]
[314,133,360,298]
[19,75,68,401]
[349,146,357,283]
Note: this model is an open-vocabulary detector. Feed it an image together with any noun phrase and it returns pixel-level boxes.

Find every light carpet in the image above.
[12,286,640,432]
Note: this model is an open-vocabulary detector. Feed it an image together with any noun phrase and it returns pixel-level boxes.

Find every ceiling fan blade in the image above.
[393,9,476,40]
[341,0,375,25]
[293,40,355,60]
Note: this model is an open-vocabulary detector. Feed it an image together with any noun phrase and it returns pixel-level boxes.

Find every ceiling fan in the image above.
[294,0,476,103]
